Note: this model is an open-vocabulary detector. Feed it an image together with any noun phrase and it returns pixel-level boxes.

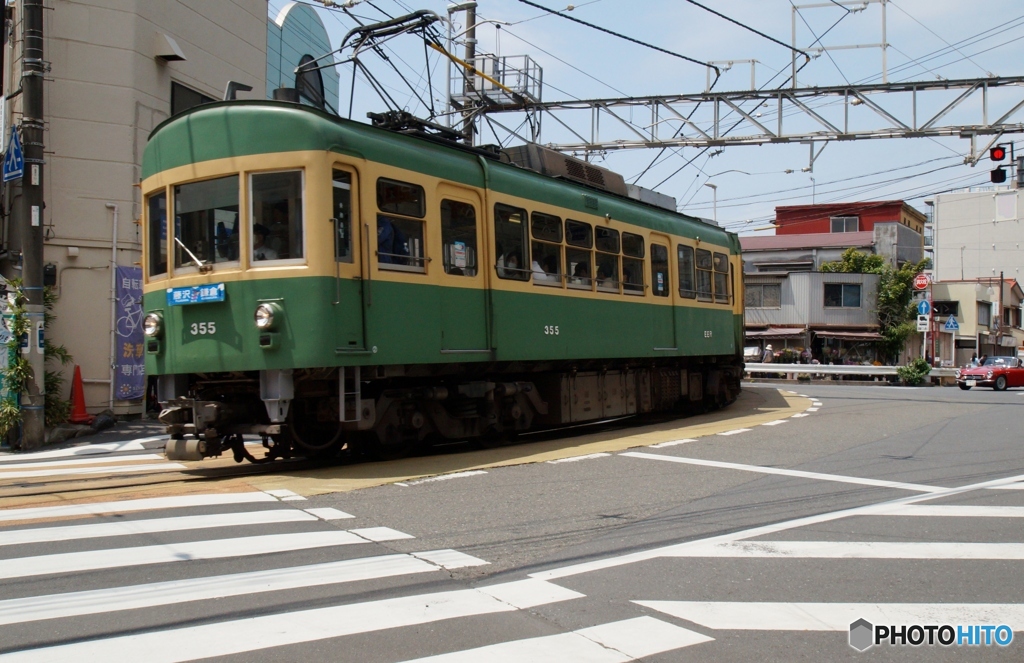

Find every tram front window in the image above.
[252,170,304,262]
[173,175,239,270]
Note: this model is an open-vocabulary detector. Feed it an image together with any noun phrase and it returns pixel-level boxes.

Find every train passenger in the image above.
[498,251,521,277]
[377,217,409,264]
[597,265,615,289]
[569,261,590,285]
[252,224,278,261]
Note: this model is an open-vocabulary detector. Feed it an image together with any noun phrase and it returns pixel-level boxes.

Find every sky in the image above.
[267,0,1024,234]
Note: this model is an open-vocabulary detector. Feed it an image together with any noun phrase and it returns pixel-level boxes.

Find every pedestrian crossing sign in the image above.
[3,126,23,182]
[944,315,959,332]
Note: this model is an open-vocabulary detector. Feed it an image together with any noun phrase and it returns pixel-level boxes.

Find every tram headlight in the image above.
[143,312,163,338]
[254,302,281,331]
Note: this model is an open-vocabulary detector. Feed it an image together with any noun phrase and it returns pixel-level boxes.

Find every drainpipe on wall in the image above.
[106,203,118,411]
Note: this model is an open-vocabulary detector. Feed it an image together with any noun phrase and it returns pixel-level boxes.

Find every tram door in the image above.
[437,185,488,352]
[332,167,366,350]
[649,235,676,350]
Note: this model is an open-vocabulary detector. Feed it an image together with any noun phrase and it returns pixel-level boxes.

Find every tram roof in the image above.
[144,100,738,250]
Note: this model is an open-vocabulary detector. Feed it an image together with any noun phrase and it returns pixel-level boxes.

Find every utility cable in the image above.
[683,0,809,61]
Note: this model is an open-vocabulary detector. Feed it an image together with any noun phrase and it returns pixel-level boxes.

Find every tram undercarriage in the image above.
[159,360,743,463]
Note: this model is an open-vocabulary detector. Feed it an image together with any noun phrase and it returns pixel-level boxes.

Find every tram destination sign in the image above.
[166,283,226,306]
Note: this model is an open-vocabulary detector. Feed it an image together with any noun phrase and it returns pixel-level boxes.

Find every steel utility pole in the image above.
[20,0,45,449]
[462,1,477,145]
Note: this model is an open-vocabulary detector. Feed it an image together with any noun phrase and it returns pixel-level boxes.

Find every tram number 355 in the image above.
[190,322,217,336]
[543,325,560,336]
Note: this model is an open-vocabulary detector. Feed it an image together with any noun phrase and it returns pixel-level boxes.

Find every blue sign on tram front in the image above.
[166,283,226,306]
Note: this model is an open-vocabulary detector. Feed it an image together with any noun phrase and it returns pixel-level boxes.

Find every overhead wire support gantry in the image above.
[474,75,1024,160]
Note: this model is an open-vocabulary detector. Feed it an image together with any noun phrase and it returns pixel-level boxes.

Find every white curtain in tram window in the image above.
[995,192,1016,222]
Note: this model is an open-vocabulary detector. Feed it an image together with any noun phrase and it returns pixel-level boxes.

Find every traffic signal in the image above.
[991,144,1009,182]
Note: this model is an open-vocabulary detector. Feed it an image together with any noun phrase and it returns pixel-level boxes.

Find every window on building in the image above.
[745,283,781,308]
[332,170,352,263]
[932,301,959,317]
[173,175,239,269]
[978,302,992,327]
[830,216,859,233]
[530,212,562,286]
[171,82,215,117]
[251,171,304,262]
[296,54,326,109]
[495,203,529,280]
[623,233,645,295]
[441,200,477,276]
[377,178,425,271]
[147,190,167,277]
[678,245,695,299]
[695,248,713,301]
[824,283,861,308]
[713,252,730,304]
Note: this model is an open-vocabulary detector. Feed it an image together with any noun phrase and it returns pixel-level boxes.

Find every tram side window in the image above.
[696,248,713,301]
[531,212,562,286]
[251,170,304,262]
[565,219,593,288]
[595,226,619,292]
[622,232,645,294]
[441,199,477,276]
[713,252,730,303]
[677,245,696,299]
[147,190,167,277]
[174,175,239,269]
[377,178,426,271]
[495,203,529,280]
[650,244,670,297]
[332,170,352,263]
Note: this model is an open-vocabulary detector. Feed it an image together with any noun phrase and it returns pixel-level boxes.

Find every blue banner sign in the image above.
[115,266,145,401]
[167,283,226,306]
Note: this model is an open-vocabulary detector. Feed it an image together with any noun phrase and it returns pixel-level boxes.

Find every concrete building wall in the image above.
[3,0,267,414]
[744,272,880,328]
[932,189,1024,283]
[774,201,926,236]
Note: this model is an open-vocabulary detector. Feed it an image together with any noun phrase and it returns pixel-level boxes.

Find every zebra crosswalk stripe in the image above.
[0,491,279,523]
[0,580,584,663]
[0,462,185,479]
[0,531,369,580]
[0,509,319,546]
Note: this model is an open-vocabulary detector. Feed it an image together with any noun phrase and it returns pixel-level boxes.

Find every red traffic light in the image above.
[991,146,1007,161]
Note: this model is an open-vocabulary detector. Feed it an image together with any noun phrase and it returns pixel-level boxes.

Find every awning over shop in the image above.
[813,330,883,341]
[745,327,807,339]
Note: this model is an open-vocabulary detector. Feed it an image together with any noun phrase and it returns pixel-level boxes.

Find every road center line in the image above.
[669,540,1024,560]
[620,452,945,493]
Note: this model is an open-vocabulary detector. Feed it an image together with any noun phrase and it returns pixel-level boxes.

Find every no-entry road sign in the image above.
[913,273,931,290]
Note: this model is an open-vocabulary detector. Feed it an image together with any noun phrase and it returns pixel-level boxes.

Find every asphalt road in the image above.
[1,383,1023,661]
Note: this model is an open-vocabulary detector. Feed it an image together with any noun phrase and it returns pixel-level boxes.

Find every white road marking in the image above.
[399,617,713,662]
[812,402,822,406]
[717,429,752,436]
[303,507,354,520]
[805,408,819,412]
[350,527,414,542]
[649,439,696,448]
[411,549,489,569]
[406,470,488,485]
[0,509,317,546]
[263,489,305,500]
[0,554,439,626]
[0,438,167,462]
[667,540,1024,560]
[761,420,788,426]
[635,601,1024,631]
[0,491,278,524]
[0,454,164,470]
[0,531,367,580]
[530,469,1024,582]
[0,462,185,479]
[990,482,1024,490]
[872,504,1024,518]
[620,452,944,493]
[0,580,584,663]
[790,413,810,418]
[798,394,809,397]
[547,453,611,464]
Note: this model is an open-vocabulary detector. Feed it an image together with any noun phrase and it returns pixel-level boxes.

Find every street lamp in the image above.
[704,182,717,224]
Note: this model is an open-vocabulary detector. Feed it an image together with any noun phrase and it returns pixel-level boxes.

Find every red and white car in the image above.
[955,356,1024,391]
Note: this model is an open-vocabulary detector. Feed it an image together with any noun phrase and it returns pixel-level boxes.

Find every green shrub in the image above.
[897,357,932,386]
